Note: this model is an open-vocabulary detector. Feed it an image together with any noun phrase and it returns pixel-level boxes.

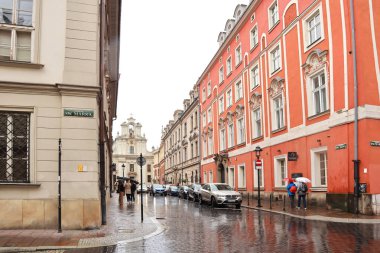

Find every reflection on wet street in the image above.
[66,195,380,253]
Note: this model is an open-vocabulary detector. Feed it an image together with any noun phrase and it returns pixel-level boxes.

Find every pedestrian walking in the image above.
[286,179,297,208]
[131,181,137,202]
[125,179,132,203]
[297,182,308,210]
[117,179,125,205]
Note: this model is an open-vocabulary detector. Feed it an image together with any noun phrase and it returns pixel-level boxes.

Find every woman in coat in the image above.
[124,179,132,203]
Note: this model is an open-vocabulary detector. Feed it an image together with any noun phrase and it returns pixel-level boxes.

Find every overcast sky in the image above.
[114,0,248,150]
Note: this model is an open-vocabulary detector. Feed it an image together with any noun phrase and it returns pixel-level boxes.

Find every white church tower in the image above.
[112,116,154,185]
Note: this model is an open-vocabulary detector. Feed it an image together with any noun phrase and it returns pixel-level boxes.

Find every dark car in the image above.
[167,185,179,196]
[188,183,203,202]
[178,186,189,199]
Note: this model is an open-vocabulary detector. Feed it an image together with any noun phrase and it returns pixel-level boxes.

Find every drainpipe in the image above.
[349,0,359,214]
[99,0,106,225]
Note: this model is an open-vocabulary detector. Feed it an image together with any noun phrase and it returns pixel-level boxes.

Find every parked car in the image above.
[137,184,148,193]
[167,185,179,196]
[151,184,166,196]
[178,186,189,199]
[188,183,203,202]
[199,183,242,209]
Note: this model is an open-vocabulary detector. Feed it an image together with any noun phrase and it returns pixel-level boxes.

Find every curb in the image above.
[242,205,380,224]
[0,217,164,253]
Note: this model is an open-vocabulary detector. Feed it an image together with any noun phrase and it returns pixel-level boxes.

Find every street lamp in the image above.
[122,163,125,178]
[255,146,263,208]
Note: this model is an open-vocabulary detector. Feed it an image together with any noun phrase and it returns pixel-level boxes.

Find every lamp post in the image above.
[255,146,263,208]
[122,163,125,178]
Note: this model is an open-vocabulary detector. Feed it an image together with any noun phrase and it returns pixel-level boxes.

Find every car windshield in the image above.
[211,184,233,191]
[171,186,178,190]
[153,184,162,188]
[194,185,201,190]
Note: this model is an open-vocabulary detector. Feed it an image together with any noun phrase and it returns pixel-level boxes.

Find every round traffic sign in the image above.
[136,156,146,166]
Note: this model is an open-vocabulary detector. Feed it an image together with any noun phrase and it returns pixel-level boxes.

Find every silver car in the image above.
[199,183,242,209]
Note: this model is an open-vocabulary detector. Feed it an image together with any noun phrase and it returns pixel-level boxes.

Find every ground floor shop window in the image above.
[311,147,328,187]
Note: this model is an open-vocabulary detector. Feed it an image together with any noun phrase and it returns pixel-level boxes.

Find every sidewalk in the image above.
[0,195,164,252]
[241,194,380,224]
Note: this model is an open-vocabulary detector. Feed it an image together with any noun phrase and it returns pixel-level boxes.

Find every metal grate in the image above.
[0,111,30,183]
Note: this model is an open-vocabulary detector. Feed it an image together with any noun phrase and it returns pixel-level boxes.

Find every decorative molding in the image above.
[302,49,328,76]
[249,92,262,109]
[268,77,285,97]
[235,104,245,117]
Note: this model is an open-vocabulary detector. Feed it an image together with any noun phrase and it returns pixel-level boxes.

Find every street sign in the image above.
[255,159,262,170]
[136,156,146,166]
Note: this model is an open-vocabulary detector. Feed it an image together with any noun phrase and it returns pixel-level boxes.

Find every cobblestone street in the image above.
[64,194,380,253]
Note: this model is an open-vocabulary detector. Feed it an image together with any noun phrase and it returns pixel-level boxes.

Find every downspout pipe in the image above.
[349,0,360,214]
[99,0,107,225]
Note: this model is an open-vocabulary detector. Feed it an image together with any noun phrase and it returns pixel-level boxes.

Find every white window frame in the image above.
[228,166,235,188]
[238,164,246,188]
[250,63,260,90]
[219,66,224,84]
[219,95,224,114]
[207,81,211,97]
[303,4,325,52]
[209,171,213,183]
[269,43,281,75]
[204,171,207,183]
[202,87,206,102]
[226,89,232,108]
[202,112,206,127]
[254,159,264,188]
[310,146,328,188]
[202,139,207,158]
[272,94,284,131]
[226,56,232,76]
[235,79,243,102]
[268,0,279,30]
[207,135,213,156]
[307,69,329,116]
[237,117,245,144]
[207,108,212,123]
[219,128,226,151]
[250,24,258,49]
[251,107,262,138]
[274,155,287,187]
[235,44,242,67]
[0,0,40,63]
[227,122,234,148]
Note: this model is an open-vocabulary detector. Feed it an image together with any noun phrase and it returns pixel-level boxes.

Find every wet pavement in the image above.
[1,193,380,253]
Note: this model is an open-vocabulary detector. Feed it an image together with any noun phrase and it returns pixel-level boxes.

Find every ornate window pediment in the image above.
[268,77,285,98]
[218,117,225,127]
[235,104,244,117]
[226,112,234,123]
[302,49,328,76]
[249,92,262,109]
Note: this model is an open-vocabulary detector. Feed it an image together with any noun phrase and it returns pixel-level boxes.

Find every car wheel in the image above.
[236,204,241,209]
[211,197,217,208]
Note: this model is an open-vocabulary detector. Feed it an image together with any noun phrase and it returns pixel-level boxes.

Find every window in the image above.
[250,25,258,49]
[273,95,284,130]
[209,171,213,183]
[237,117,245,144]
[219,66,224,84]
[226,89,232,107]
[268,0,279,29]
[228,167,235,188]
[219,128,226,151]
[184,147,188,160]
[219,96,224,114]
[252,107,262,138]
[238,164,246,188]
[195,141,198,156]
[129,146,134,154]
[311,71,327,115]
[207,82,211,97]
[147,164,151,172]
[226,56,232,75]
[0,111,30,183]
[207,108,212,123]
[202,87,206,102]
[203,139,207,158]
[194,111,198,128]
[227,123,234,148]
[270,45,281,73]
[235,80,243,101]
[147,175,151,183]
[190,116,193,129]
[250,64,259,89]
[235,45,242,66]
[204,172,207,183]
[274,157,287,187]
[202,113,206,127]
[130,164,134,172]
[0,0,35,62]
[207,135,213,156]
[307,11,321,46]
[311,147,328,187]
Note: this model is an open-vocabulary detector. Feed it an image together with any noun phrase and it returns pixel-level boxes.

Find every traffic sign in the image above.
[255,159,262,170]
[136,156,146,166]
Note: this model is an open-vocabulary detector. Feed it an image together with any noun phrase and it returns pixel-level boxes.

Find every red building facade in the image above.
[198,0,380,214]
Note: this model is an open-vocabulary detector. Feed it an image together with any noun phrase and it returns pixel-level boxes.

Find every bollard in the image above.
[270,193,272,209]
[283,195,286,211]
[247,192,250,206]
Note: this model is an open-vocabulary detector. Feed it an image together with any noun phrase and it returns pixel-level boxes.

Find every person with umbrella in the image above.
[296,177,310,210]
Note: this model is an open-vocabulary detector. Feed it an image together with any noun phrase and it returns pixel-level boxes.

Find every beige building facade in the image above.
[0,0,121,229]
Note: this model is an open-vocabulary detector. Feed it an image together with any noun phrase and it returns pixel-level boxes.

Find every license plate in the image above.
[227,200,235,202]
